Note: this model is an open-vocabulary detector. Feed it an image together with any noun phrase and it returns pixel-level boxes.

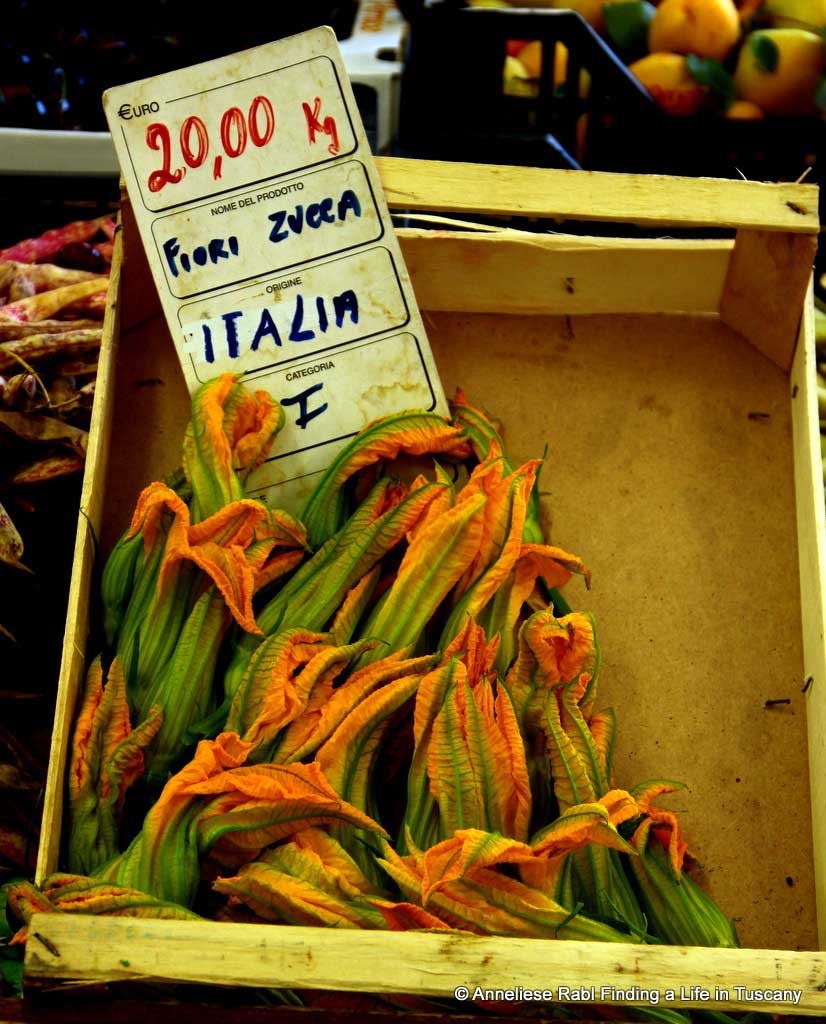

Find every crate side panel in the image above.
[35,233,123,883]
[97,312,190,558]
[398,232,730,317]
[790,285,826,948]
[427,310,816,952]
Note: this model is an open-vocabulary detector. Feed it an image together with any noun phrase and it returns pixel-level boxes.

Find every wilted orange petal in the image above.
[231,389,283,475]
[214,863,374,928]
[275,647,426,764]
[187,499,272,550]
[69,657,105,804]
[589,708,618,781]
[527,610,597,685]
[150,731,254,825]
[404,466,456,547]
[427,676,479,829]
[252,639,378,752]
[367,898,456,931]
[329,566,381,645]
[646,819,687,870]
[197,765,389,858]
[291,827,379,896]
[632,781,689,875]
[456,458,541,609]
[421,829,535,902]
[182,375,243,516]
[227,629,328,738]
[442,618,499,687]
[128,481,188,555]
[302,412,471,546]
[316,674,422,799]
[493,685,532,840]
[97,656,133,768]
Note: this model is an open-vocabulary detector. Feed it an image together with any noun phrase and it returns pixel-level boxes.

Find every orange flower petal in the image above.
[367,897,458,931]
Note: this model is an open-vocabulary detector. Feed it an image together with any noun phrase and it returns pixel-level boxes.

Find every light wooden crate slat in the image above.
[23,916,826,1015]
[375,156,820,232]
[34,229,122,886]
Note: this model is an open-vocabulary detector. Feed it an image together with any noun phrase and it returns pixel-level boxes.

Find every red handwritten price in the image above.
[144,95,342,195]
[145,95,276,194]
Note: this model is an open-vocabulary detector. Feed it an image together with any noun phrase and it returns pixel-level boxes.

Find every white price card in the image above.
[103,26,447,512]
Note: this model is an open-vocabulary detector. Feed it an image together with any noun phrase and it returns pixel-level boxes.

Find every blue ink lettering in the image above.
[306,203,322,230]
[222,311,243,359]
[289,294,315,343]
[268,209,288,243]
[316,296,328,333]
[201,286,361,362]
[267,189,363,245]
[251,309,281,351]
[338,189,361,220]
[282,382,327,430]
[287,207,304,234]
[162,235,240,277]
[333,289,359,328]
[163,237,181,278]
[202,323,214,363]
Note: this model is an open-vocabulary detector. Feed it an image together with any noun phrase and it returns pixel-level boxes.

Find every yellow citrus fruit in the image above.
[503,55,539,97]
[734,28,825,115]
[628,52,707,115]
[648,0,741,59]
[763,0,826,29]
[725,99,765,118]
[519,40,543,78]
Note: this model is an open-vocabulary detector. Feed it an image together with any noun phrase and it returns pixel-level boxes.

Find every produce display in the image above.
[0,216,112,642]
[0,214,112,926]
[5,374,745,1017]
[484,0,826,118]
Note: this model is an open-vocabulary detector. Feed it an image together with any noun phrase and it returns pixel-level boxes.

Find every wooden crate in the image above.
[24,158,826,1016]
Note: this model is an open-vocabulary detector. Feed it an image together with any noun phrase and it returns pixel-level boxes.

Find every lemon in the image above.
[734,28,825,115]
[628,52,707,115]
[648,0,741,60]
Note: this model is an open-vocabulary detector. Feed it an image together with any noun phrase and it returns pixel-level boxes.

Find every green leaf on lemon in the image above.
[750,32,780,73]
[686,55,736,109]
[603,1,656,53]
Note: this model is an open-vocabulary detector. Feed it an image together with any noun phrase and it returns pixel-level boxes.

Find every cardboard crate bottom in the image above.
[26,159,826,1014]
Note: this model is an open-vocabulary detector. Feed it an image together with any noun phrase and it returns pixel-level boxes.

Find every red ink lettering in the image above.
[145,123,185,193]
[302,97,340,157]
[180,115,209,168]
[220,106,247,158]
[249,95,275,147]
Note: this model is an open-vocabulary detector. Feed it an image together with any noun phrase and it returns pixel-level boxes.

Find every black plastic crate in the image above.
[398,2,823,188]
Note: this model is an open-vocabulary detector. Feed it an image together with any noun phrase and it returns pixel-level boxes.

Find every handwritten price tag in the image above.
[104,26,446,512]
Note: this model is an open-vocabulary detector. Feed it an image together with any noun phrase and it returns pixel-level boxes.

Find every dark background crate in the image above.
[396,1,825,283]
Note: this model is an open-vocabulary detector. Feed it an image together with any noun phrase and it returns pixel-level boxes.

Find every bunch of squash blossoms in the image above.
[6,374,738,1021]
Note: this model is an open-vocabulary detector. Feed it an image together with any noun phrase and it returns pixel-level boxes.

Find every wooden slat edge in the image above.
[33,228,122,885]
[790,280,826,949]
[376,157,820,233]
[24,916,826,1015]
[398,230,731,316]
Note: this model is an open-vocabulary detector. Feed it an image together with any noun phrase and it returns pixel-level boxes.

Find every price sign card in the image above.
[103,26,447,511]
